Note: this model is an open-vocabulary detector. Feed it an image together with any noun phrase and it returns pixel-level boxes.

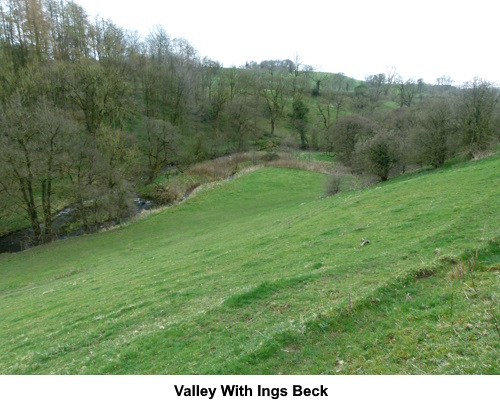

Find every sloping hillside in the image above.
[0,156,499,374]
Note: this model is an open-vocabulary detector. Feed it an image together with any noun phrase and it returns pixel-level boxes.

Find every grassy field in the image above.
[0,155,499,374]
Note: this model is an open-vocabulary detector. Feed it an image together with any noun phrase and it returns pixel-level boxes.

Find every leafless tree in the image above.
[384,65,397,95]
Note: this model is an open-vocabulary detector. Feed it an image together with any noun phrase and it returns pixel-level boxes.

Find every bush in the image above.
[185,156,237,179]
[333,115,377,165]
[261,151,280,162]
[152,184,181,205]
[354,132,400,182]
[325,174,342,196]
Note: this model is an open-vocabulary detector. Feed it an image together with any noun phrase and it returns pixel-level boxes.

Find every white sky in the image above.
[75,0,499,85]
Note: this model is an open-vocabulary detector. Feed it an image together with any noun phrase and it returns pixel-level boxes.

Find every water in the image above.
[0,197,154,254]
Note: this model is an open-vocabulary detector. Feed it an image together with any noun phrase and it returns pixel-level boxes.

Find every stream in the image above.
[0,198,154,254]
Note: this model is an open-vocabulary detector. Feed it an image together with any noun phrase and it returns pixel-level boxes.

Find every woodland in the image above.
[1,0,499,247]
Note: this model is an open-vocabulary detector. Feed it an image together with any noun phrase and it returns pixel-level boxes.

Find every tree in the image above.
[53,0,94,61]
[333,115,376,164]
[0,95,73,241]
[260,68,287,135]
[381,107,415,172]
[436,75,454,86]
[226,95,256,152]
[94,18,127,64]
[145,25,170,64]
[395,77,417,108]
[456,78,499,153]
[365,73,385,100]
[363,132,400,181]
[144,118,181,182]
[290,54,309,103]
[384,65,397,95]
[414,97,454,168]
[60,58,132,136]
[60,125,100,232]
[289,98,309,149]
[201,57,221,101]
[94,126,138,222]
[226,66,239,102]
[311,72,329,97]
[317,90,349,130]
[331,73,346,91]
[352,83,373,112]
[0,0,51,68]
[417,78,426,95]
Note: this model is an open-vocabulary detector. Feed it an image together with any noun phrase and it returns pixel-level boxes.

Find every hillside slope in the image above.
[0,156,499,374]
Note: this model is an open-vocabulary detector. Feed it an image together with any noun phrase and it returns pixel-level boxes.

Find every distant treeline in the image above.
[0,0,499,242]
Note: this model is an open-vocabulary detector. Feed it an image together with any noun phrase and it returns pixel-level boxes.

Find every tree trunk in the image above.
[41,178,53,242]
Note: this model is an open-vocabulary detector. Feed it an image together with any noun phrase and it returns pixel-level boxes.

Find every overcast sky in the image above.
[75,0,499,85]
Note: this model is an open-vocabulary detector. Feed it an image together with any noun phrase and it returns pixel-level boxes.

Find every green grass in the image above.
[379,100,399,110]
[0,155,499,374]
[228,238,500,374]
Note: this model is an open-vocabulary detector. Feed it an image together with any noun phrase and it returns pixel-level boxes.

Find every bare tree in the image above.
[311,71,330,97]
[144,118,181,182]
[384,65,397,95]
[395,77,417,108]
[365,73,386,100]
[260,69,288,135]
[332,73,346,92]
[60,59,132,136]
[226,95,256,152]
[0,95,73,241]
[226,66,239,102]
[94,126,138,222]
[333,115,377,164]
[436,75,454,86]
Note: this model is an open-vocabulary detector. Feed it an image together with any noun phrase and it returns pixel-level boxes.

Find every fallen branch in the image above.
[359,238,370,248]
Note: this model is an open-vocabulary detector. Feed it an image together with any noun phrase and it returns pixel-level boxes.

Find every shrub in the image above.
[354,132,400,182]
[325,174,342,196]
[152,184,181,205]
[185,156,237,179]
[261,151,280,162]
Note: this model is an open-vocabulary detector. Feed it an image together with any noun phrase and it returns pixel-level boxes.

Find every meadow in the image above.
[0,155,499,374]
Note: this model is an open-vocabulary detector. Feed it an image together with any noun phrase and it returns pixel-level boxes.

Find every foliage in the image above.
[0,95,74,241]
[333,115,377,164]
[358,132,400,181]
[456,78,499,154]
[289,99,310,149]
[0,0,499,243]
[413,97,455,168]
[324,173,342,196]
